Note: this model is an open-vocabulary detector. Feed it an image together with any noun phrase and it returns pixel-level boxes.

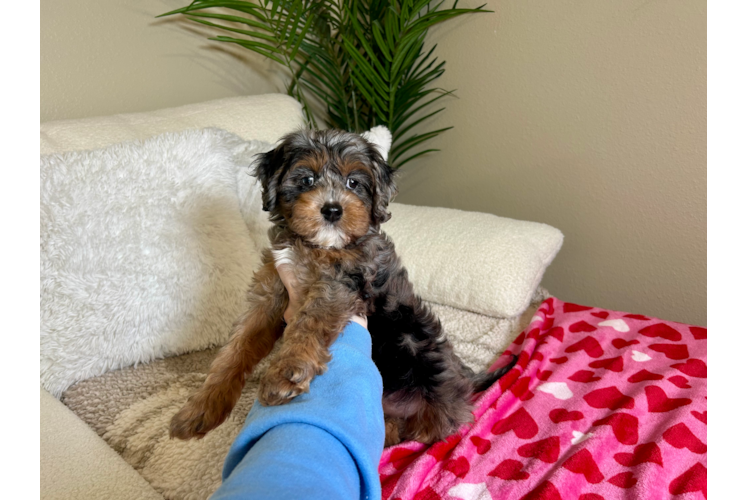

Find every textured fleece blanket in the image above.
[379,297,707,500]
[61,293,546,500]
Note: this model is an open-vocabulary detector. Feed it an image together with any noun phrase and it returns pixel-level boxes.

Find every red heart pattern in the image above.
[511,377,535,401]
[488,459,529,480]
[564,302,593,313]
[584,386,635,411]
[389,447,419,471]
[689,326,706,340]
[520,481,562,500]
[469,436,491,455]
[538,370,553,381]
[613,442,663,467]
[568,370,602,383]
[379,298,706,500]
[444,456,470,478]
[667,375,691,389]
[627,369,664,383]
[639,323,682,341]
[563,449,604,483]
[491,407,539,439]
[588,356,624,372]
[548,327,565,342]
[645,385,692,413]
[624,313,651,321]
[592,413,639,445]
[413,486,441,500]
[648,343,689,360]
[426,434,461,461]
[662,423,706,454]
[566,337,605,358]
[549,408,584,423]
[538,300,555,315]
[691,410,706,424]
[608,471,637,489]
[517,436,561,463]
[669,462,707,497]
[570,321,597,333]
[671,358,707,378]
[611,338,639,349]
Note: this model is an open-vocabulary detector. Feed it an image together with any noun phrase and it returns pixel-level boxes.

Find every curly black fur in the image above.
[254,129,516,444]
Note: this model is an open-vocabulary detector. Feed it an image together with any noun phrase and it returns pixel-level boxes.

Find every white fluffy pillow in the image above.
[384,203,563,318]
[40,128,272,397]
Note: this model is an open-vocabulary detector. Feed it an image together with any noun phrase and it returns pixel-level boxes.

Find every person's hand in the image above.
[276,263,367,329]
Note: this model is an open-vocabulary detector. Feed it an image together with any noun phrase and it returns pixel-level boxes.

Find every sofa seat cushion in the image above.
[41,388,163,500]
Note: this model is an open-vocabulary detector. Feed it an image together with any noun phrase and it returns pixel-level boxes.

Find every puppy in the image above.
[170,129,515,445]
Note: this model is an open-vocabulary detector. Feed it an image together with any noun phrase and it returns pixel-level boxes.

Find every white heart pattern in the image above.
[537,382,573,400]
[448,482,492,500]
[530,314,544,324]
[598,319,630,332]
[631,350,652,362]
[571,430,593,445]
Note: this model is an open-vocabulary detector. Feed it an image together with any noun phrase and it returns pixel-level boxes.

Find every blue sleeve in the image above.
[212,322,385,500]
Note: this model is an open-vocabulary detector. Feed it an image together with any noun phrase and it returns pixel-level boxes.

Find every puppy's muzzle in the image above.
[321,202,343,223]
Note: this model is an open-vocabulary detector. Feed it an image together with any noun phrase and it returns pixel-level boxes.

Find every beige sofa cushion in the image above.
[41,93,304,155]
[41,388,162,500]
[385,204,562,318]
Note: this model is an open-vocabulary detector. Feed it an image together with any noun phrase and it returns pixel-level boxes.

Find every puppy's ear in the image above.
[368,147,398,226]
[361,126,392,162]
[253,145,286,213]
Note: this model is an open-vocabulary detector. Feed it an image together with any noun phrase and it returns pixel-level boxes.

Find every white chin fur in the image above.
[311,225,347,249]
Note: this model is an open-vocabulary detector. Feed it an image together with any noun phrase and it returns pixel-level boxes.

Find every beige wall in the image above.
[41,1,706,326]
[397,0,706,326]
[41,0,282,122]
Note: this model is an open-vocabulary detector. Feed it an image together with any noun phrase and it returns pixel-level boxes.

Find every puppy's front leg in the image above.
[170,263,286,440]
[259,281,356,406]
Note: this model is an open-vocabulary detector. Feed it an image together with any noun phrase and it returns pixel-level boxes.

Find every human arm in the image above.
[211,266,383,500]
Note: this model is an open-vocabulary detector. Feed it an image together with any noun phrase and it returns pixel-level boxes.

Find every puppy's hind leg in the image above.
[384,416,405,447]
[170,263,286,440]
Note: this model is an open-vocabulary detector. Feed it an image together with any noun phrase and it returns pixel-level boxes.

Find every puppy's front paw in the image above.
[169,391,232,440]
[258,358,322,406]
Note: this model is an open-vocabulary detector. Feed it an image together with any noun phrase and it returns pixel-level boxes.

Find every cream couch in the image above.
[40,94,562,499]
[41,94,308,500]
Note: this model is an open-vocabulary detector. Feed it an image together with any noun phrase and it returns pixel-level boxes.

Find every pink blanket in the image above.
[379,298,707,499]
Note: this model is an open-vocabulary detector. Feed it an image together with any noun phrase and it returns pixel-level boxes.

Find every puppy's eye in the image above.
[300,176,315,187]
[346,178,359,190]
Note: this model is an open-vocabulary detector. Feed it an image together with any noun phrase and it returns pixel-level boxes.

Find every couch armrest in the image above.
[41,388,162,500]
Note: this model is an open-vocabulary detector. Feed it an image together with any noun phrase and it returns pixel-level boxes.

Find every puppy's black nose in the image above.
[321,202,343,222]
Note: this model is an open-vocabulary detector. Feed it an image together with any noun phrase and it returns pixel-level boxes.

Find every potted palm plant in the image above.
[160,1,489,169]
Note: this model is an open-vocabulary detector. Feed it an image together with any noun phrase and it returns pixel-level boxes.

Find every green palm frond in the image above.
[159,0,490,168]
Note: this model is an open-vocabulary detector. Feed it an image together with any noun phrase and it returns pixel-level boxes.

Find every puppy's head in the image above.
[254,129,397,249]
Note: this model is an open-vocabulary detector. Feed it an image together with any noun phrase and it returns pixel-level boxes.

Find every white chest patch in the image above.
[272,247,296,268]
